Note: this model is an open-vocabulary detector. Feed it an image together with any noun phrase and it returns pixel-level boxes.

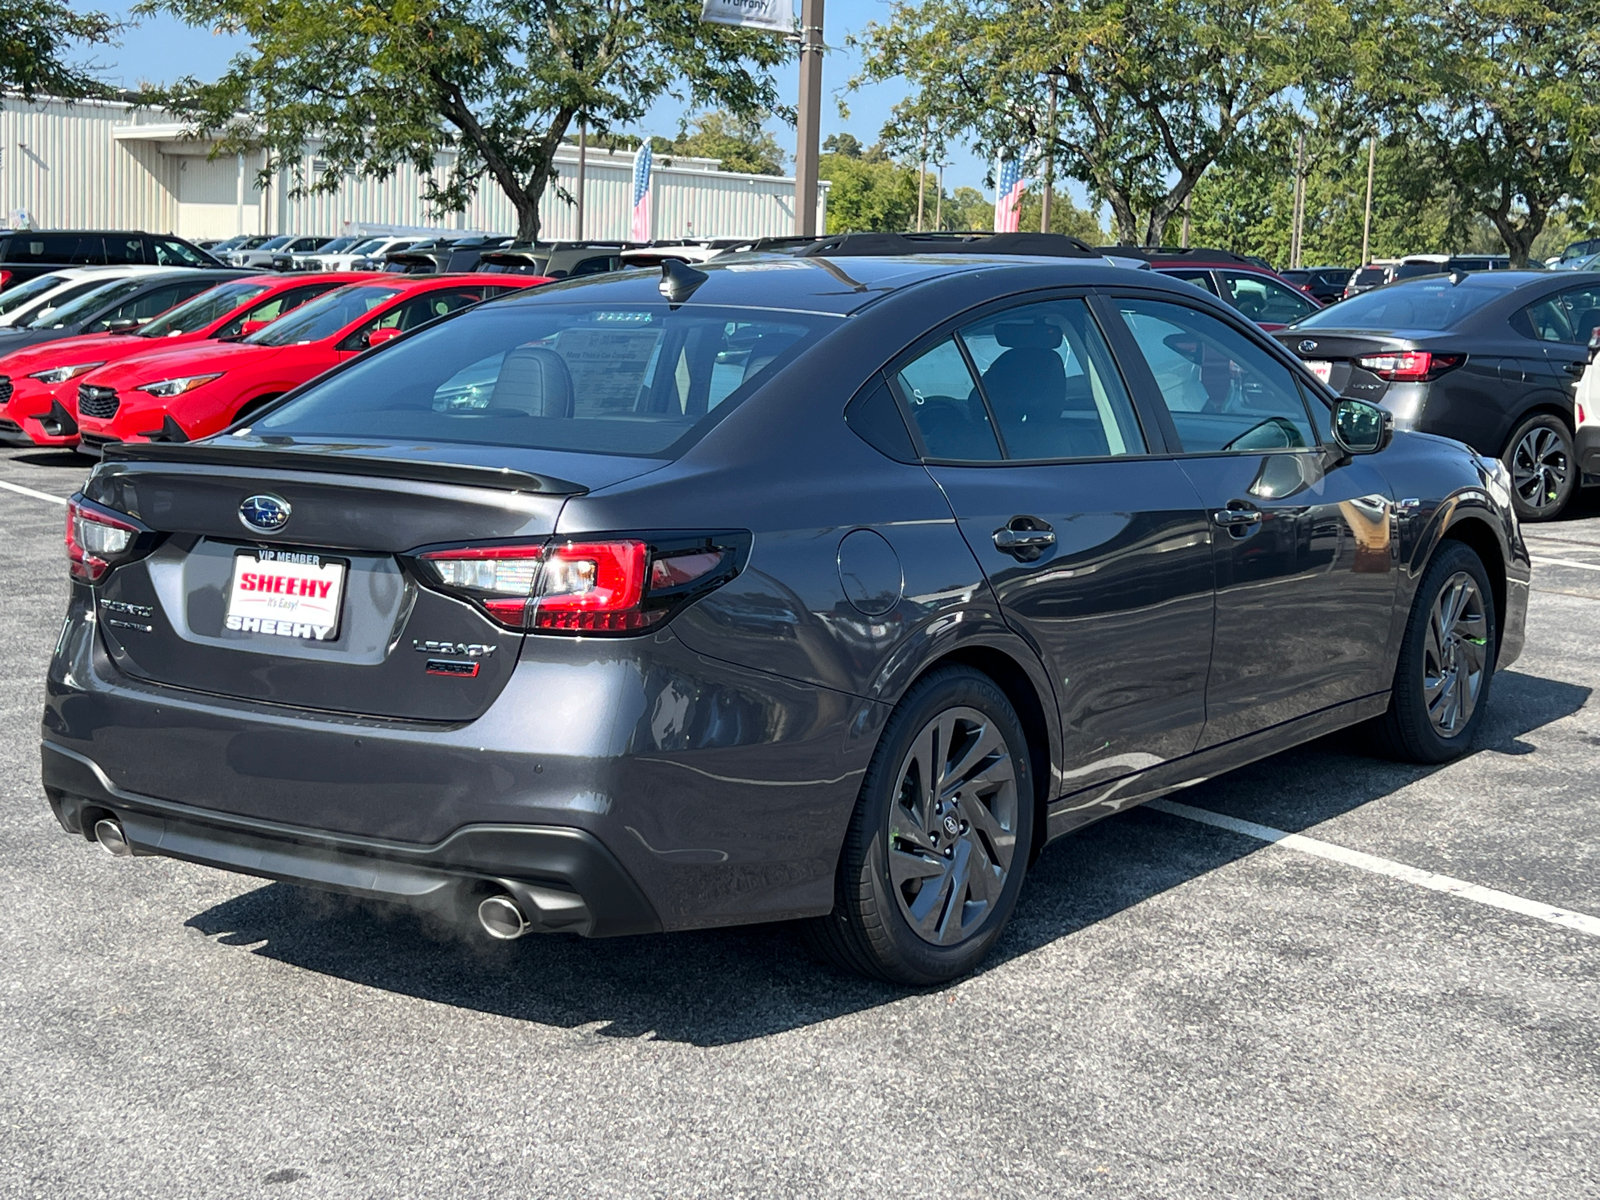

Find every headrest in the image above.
[994,322,1063,350]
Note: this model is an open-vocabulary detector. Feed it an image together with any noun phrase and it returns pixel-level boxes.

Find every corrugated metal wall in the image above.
[0,97,826,241]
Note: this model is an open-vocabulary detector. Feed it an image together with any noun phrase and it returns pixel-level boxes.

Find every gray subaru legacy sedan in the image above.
[42,236,1529,984]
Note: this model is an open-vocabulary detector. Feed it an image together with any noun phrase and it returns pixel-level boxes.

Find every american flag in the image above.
[631,143,653,242]
[994,156,1024,233]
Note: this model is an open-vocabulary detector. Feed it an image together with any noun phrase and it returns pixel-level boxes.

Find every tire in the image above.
[808,666,1034,985]
[1371,540,1497,764]
[1503,412,1575,521]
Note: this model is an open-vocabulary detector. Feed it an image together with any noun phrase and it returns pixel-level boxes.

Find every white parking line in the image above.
[1149,798,1600,939]
[1531,555,1600,573]
[0,478,68,506]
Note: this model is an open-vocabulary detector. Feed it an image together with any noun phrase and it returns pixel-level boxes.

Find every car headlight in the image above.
[28,362,105,384]
[136,373,224,397]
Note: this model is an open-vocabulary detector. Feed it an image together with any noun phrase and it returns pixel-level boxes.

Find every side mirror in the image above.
[105,317,142,332]
[1331,398,1392,456]
[366,327,402,348]
[239,319,270,336]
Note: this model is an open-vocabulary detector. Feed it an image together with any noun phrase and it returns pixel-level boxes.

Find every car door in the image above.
[892,294,1216,801]
[1106,292,1398,747]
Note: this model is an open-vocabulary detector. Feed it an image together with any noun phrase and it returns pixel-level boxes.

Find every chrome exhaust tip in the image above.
[477,894,530,940]
[93,818,132,857]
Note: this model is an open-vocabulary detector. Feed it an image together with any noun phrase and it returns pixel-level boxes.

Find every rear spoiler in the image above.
[101,440,587,496]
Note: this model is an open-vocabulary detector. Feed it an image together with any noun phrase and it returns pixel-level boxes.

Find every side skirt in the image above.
[1044,693,1391,843]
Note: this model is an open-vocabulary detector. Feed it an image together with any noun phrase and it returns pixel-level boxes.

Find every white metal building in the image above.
[0,95,826,241]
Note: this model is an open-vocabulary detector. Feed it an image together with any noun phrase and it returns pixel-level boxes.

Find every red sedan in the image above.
[72,275,547,455]
[0,273,361,448]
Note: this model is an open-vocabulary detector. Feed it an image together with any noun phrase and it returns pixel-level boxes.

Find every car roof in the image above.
[490,253,1204,317]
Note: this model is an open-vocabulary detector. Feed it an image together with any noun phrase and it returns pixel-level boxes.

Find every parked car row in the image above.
[0,269,549,455]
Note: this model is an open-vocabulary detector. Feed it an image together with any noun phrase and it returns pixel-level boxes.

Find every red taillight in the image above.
[1356,351,1464,382]
[0,270,12,289]
[414,535,745,635]
[66,498,140,582]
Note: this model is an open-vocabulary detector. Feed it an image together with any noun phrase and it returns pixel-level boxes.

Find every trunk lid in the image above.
[84,437,664,721]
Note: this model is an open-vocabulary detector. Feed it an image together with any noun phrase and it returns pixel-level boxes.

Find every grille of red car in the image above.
[77,384,119,419]
[0,376,12,405]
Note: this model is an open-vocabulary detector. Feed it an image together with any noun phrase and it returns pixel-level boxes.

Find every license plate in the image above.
[224,550,346,642]
[1306,360,1333,385]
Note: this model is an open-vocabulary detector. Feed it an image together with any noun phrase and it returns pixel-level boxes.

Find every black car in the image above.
[0,230,222,290]
[1276,271,1596,520]
[382,236,515,275]
[476,241,640,278]
[43,246,1527,985]
[1094,247,1319,329]
[1282,267,1351,305]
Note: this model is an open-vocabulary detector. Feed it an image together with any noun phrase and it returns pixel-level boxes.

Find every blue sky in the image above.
[95,0,1071,204]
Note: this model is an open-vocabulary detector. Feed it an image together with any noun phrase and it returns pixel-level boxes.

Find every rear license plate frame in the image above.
[223,547,349,643]
[1306,360,1334,385]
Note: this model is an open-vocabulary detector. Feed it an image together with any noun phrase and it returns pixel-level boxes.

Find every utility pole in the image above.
[794,0,824,237]
[936,161,944,231]
[1040,76,1057,233]
[1290,130,1306,269]
[916,125,927,232]
[1181,192,1191,249]
[575,118,587,241]
[1361,133,1376,264]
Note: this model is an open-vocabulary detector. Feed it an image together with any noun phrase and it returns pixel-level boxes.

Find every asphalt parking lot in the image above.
[2,445,1597,1199]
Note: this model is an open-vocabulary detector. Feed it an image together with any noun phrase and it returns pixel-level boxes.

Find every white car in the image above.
[1577,335,1599,490]
[229,236,324,269]
[313,236,421,272]
[288,235,364,271]
[0,265,173,328]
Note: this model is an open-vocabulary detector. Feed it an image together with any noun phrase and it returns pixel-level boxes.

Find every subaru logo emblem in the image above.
[239,494,291,534]
[1298,339,1318,353]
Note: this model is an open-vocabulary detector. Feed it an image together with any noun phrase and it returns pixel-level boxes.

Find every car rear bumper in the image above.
[41,588,880,931]
[1579,422,1600,487]
[43,740,661,937]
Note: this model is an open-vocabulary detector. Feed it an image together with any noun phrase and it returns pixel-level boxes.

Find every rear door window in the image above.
[104,236,147,264]
[1114,296,1317,453]
[1516,285,1600,345]
[1164,269,1219,296]
[958,299,1145,460]
[8,234,102,264]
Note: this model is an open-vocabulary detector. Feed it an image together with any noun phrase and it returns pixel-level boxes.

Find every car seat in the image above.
[488,346,575,417]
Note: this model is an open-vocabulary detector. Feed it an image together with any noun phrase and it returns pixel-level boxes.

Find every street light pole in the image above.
[1361,133,1376,264]
[1040,76,1057,233]
[794,0,824,237]
[576,118,587,241]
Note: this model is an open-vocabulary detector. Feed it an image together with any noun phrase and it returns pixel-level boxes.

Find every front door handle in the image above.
[993,517,1056,561]
[1212,508,1263,528]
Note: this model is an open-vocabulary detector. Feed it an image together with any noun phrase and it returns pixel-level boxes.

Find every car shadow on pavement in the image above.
[10,450,85,469]
[183,669,1589,1047]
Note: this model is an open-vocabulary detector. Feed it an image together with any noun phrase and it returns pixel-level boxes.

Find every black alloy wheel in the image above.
[810,666,1033,985]
[1503,412,1575,521]
[1371,540,1497,764]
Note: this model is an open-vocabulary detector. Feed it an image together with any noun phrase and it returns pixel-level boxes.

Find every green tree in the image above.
[0,0,119,99]
[940,185,992,232]
[136,0,790,240]
[818,142,921,232]
[852,0,1355,246]
[657,112,785,176]
[1382,0,1600,266]
[1017,189,1104,243]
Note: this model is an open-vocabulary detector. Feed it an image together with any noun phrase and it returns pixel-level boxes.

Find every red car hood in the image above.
[83,340,290,391]
[0,331,130,377]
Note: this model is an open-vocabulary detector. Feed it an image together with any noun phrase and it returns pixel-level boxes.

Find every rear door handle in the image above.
[1560,359,1587,377]
[993,517,1056,560]
[1212,508,1263,528]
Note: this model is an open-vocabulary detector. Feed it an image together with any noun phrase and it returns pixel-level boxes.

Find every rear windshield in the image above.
[15,277,145,328]
[1392,261,1447,281]
[255,302,833,457]
[244,285,401,345]
[0,273,67,315]
[1351,268,1387,287]
[1291,278,1506,331]
[138,281,272,337]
